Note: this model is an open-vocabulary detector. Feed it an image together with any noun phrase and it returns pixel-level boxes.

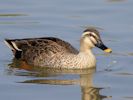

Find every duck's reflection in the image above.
[8,59,108,100]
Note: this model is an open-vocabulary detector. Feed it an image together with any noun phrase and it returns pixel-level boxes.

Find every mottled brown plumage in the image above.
[5,28,112,69]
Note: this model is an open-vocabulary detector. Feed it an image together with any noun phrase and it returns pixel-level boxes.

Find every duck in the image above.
[4,28,112,69]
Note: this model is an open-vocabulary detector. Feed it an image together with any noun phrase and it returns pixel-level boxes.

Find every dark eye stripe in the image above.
[85,34,97,40]
[84,34,97,45]
[90,34,96,39]
[84,33,99,41]
[90,37,96,45]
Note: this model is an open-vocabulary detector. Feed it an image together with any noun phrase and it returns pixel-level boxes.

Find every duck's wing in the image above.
[4,37,78,59]
[39,37,78,53]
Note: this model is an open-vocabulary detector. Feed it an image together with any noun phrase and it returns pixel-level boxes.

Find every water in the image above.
[0,0,133,100]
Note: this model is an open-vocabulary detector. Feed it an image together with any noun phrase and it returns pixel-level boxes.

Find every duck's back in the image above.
[5,37,78,66]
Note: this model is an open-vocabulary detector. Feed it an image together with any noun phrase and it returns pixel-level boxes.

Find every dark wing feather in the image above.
[40,37,78,53]
[4,37,78,60]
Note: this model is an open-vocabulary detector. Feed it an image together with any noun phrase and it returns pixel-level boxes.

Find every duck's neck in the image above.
[77,48,96,68]
[79,48,94,58]
[79,38,93,53]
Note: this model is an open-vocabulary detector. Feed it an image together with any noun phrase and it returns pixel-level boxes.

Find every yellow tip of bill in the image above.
[104,48,112,53]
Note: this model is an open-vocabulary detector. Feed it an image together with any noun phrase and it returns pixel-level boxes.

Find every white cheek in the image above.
[90,36,97,44]
[84,37,95,47]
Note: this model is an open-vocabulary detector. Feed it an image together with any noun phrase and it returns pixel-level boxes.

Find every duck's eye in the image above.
[89,33,98,41]
[89,34,93,37]
[89,33,95,37]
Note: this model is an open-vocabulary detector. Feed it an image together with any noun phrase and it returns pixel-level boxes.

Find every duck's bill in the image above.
[95,41,112,53]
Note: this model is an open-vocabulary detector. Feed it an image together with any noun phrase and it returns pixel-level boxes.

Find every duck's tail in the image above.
[4,39,22,58]
[4,39,22,51]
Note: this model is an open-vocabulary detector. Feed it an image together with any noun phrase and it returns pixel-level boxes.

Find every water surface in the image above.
[0,0,133,100]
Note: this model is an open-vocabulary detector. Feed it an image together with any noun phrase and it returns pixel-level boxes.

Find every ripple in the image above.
[0,13,27,17]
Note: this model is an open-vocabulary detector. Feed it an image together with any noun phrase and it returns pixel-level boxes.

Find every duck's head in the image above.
[80,28,112,53]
